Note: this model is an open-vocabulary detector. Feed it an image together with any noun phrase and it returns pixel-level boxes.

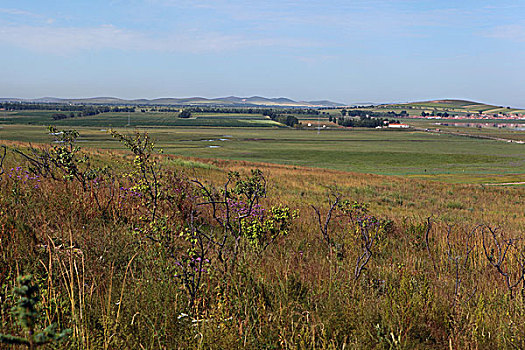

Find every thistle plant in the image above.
[0,275,71,349]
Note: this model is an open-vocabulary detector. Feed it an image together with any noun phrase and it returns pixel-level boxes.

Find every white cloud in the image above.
[0,7,56,27]
[0,25,140,52]
[0,8,39,17]
[0,24,319,54]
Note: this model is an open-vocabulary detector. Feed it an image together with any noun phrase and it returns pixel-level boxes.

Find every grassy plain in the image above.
[0,110,281,127]
[1,124,525,184]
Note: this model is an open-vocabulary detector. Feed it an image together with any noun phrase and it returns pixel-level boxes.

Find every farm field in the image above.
[1,123,525,184]
[0,110,281,128]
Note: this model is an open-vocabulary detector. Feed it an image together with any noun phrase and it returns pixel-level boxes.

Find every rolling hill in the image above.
[375,99,525,115]
[0,96,345,108]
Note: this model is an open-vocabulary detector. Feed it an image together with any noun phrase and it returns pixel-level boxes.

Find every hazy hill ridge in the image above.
[0,96,345,108]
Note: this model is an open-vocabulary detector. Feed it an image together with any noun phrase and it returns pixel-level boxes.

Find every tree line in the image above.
[340,109,408,118]
[184,107,320,115]
[0,102,136,114]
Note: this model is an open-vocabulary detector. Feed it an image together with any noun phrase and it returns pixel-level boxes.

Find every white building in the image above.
[388,123,410,129]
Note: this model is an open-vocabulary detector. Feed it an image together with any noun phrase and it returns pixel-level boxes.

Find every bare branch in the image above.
[424,217,438,276]
[311,194,340,247]
[481,225,525,298]
[0,145,6,177]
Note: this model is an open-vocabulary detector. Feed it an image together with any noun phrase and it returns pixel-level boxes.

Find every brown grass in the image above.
[1,141,524,349]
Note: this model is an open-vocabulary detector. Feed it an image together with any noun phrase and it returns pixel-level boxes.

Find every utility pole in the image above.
[127,111,131,127]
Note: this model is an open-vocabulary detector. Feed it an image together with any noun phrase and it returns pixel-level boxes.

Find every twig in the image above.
[0,145,6,177]
[311,194,340,247]
[424,217,438,277]
[482,225,525,298]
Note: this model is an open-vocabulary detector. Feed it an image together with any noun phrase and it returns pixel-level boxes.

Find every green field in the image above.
[1,104,524,184]
[1,124,524,183]
[0,111,282,127]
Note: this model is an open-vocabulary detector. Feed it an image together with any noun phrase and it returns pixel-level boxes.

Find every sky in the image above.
[0,0,524,106]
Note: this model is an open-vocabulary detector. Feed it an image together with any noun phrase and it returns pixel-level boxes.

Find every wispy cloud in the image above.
[0,24,320,54]
[0,8,39,17]
[486,24,525,42]
[0,7,56,26]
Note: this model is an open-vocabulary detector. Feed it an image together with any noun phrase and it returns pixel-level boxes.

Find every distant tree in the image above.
[178,110,192,118]
[52,113,67,120]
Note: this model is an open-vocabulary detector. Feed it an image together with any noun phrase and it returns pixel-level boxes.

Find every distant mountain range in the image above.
[0,96,346,108]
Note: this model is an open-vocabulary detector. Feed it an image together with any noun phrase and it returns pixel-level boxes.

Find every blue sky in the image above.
[0,0,524,106]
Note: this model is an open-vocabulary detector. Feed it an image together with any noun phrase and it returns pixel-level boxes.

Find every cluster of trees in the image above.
[386,110,409,117]
[337,116,387,128]
[335,114,401,128]
[274,115,299,127]
[52,113,80,120]
[280,108,320,115]
[187,107,264,114]
[421,111,450,117]
[150,107,180,112]
[262,110,299,127]
[178,110,192,118]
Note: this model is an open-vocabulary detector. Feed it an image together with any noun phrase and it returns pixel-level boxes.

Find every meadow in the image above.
[1,107,525,349]
[1,123,525,184]
[0,110,281,128]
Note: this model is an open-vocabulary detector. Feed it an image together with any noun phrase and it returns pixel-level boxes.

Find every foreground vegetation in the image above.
[1,129,525,349]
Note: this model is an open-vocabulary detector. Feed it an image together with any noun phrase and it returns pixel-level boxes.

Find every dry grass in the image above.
[1,141,524,349]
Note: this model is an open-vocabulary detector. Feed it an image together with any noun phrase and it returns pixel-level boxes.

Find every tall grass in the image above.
[1,136,524,349]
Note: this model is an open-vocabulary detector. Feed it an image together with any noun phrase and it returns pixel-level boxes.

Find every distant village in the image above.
[408,112,525,120]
